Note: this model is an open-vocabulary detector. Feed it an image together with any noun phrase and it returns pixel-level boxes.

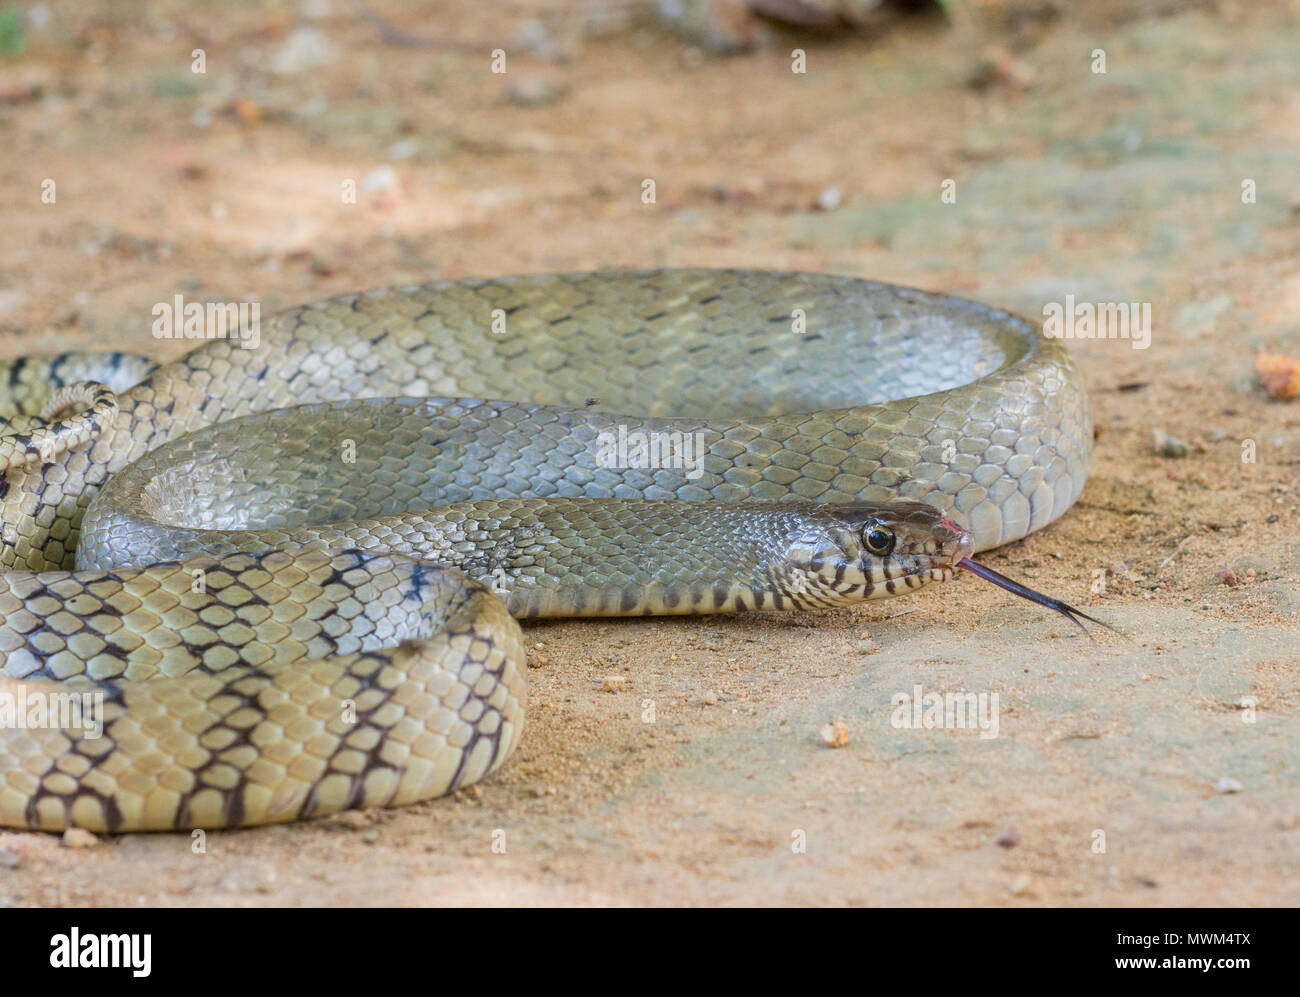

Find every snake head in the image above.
[787,501,974,606]
[789,501,1121,635]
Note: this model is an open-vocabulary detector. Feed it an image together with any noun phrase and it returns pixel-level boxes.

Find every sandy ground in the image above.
[0,0,1297,907]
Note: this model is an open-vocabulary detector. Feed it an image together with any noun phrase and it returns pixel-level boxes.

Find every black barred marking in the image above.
[409,561,431,604]
[48,354,71,388]
[761,564,784,611]
[165,662,275,828]
[444,636,511,796]
[26,782,124,834]
[95,678,127,706]
[319,548,372,589]
[620,584,640,613]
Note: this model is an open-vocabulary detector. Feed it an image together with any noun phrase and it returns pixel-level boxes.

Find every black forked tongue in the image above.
[956,557,1125,637]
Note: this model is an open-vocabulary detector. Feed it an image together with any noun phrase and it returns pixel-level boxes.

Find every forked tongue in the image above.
[956,557,1124,636]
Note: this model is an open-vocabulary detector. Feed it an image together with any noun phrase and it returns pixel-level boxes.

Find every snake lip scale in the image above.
[0,268,1099,832]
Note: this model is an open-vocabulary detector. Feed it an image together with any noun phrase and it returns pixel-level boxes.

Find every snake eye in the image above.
[863,525,895,557]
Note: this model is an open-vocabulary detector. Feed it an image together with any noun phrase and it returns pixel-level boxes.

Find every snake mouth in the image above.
[939,516,975,571]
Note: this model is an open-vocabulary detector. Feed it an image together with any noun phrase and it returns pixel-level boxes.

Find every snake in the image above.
[0,269,1092,833]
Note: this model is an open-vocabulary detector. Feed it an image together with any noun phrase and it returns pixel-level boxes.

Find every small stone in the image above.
[1216,777,1243,794]
[231,96,261,125]
[386,138,420,160]
[1267,514,1280,523]
[600,675,627,693]
[1209,427,1227,441]
[0,848,20,869]
[702,692,719,706]
[61,828,98,849]
[0,289,26,314]
[1256,352,1300,400]
[1153,430,1189,458]
[1010,873,1033,895]
[361,165,397,193]
[269,26,336,75]
[814,186,842,212]
[220,865,276,893]
[658,0,773,54]
[855,639,877,655]
[333,810,370,830]
[1218,567,1238,586]
[819,721,849,748]
[969,48,1037,91]
[995,825,1021,848]
[361,830,379,844]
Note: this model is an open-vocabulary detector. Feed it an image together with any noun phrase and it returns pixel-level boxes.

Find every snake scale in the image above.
[0,269,1091,832]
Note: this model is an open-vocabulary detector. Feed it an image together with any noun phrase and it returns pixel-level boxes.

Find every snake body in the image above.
[0,270,1090,831]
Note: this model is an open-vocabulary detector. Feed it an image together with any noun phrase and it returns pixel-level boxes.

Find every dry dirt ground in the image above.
[0,0,1297,906]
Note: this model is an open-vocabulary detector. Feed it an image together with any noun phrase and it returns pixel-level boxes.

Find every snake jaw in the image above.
[787,502,980,605]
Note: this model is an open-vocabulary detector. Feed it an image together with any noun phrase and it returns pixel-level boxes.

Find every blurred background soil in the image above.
[0,0,1297,906]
